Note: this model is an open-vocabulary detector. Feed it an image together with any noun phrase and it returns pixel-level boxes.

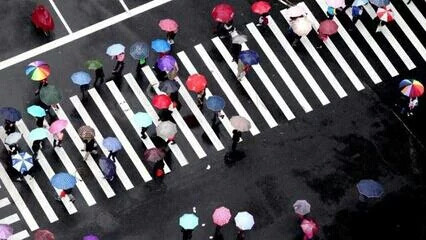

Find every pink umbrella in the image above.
[300,219,319,239]
[48,119,68,134]
[326,0,345,8]
[212,206,232,226]
[159,19,178,32]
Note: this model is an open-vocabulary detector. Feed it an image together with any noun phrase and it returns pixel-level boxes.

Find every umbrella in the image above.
[159,80,180,94]
[352,0,368,6]
[326,0,345,8]
[0,107,22,122]
[129,41,149,60]
[318,19,338,35]
[156,121,177,139]
[40,85,62,105]
[291,17,312,37]
[293,200,311,216]
[151,39,171,53]
[369,0,390,7]
[27,105,46,117]
[50,172,76,189]
[133,112,153,128]
[34,229,55,240]
[106,43,125,56]
[78,125,95,140]
[83,234,99,240]
[301,219,318,238]
[102,137,122,152]
[400,79,424,98]
[232,34,248,44]
[152,94,172,109]
[157,55,177,72]
[251,1,271,14]
[48,119,68,134]
[99,157,116,179]
[234,211,254,230]
[0,224,13,239]
[71,71,92,85]
[186,74,207,93]
[357,179,384,198]
[287,5,306,17]
[212,3,235,23]
[206,95,226,112]
[5,132,22,145]
[212,206,232,226]
[230,116,251,132]
[25,61,50,81]
[29,128,49,141]
[85,60,103,70]
[179,213,199,230]
[144,148,166,163]
[159,18,178,32]
[377,6,394,22]
[239,50,260,65]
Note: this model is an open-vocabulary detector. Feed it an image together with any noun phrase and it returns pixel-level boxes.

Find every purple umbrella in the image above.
[99,157,116,180]
[83,234,99,240]
[0,224,13,239]
[157,55,176,72]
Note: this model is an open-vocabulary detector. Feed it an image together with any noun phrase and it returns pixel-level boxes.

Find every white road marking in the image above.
[105,81,171,174]
[0,197,10,208]
[195,44,261,135]
[119,0,130,12]
[9,230,30,240]
[48,0,72,34]
[0,213,20,225]
[0,0,173,71]
[142,66,208,159]
[403,0,426,31]
[124,73,189,166]
[55,106,116,198]
[364,4,416,70]
[70,96,135,190]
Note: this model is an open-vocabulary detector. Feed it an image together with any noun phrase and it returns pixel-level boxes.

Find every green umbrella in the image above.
[85,60,103,70]
[40,85,62,105]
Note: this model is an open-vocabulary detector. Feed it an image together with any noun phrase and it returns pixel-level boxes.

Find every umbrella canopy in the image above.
[50,172,76,189]
[34,229,55,240]
[102,137,122,152]
[85,60,103,70]
[230,116,251,132]
[301,219,319,238]
[232,34,248,44]
[129,41,149,60]
[133,112,153,128]
[99,157,116,179]
[144,148,166,163]
[157,55,177,72]
[152,94,172,109]
[206,95,226,112]
[5,132,22,145]
[293,200,311,216]
[357,179,384,198]
[29,127,49,141]
[318,19,338,35]
[369,0,390,7]
[159,18,178,32]
[377,6,394,22]
[291,16,312,37]
[235,211,254,230]
[71,71,92,85]
[212,3,235,23]
[27,105,46,117]
[186,74,207,93]
[78,125,95,140]
[251,1,271,14]
[239,50,260,65]
[212,206,232,226]
[48,119,68,134]
[400,79,424,98]
[0,107,22,122]
[326,0,345,8]
[151,39,171,53]
[287,5,306,17]
[156,121,177,140]
[25,61,50,81]
[83,234,99,240]
[352,0,368,6]
[179,213,199,230]
[106,43,125,56]
[12,153,33,175]
[0,224,13,239]
[159,80,180,94]
[40,85,62,105]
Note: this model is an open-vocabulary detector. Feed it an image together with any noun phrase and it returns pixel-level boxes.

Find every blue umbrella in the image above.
[399,79,412,89]
[99,157,116,180]
[106,43,125,56]
[369,0,390,7]
[50,172,76,189]
[206,95,226,112]
[133,112,153,128]
[151,39,171,53]
[103,137,122,152]
[179,213,199,230]
[28,128,49,141]
[238,50,260,65]
[129,41,149,60]
[27,105,46,117]
[352,0,368,6]
[357,179,384,198]
[157,55,176,72]
[11,152,33,174]
[71,71,92,85]
[0,107,22,122]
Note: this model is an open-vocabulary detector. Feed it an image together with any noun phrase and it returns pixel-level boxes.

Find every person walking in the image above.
[153,160,165,179]
[81,138,98,160]
[236,59,251,81]
[109,53,125,82]
[213,226,224,240]
[140,126,149,139]
[236,230,245,240]
[31,139,43,160]
[196,89,206,111]
[231,129,242,152]
[4,120,16,135]
[93,67,105,87]
[407,97,418,116]
[107,150,118,162]
[80,83,90,100]
[351,5,363,24]
[166,30,177,45]
[35,116,45,128]
[57,188,75,202]
[35,78,48,96]
[256,13,269,27]
[53,131,64,148]
[181,228,193,240]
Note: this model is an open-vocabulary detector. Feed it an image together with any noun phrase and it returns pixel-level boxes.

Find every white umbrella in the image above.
[232,34,248,44]
[156,121,177,139]
[293,200,311,215]
[230,116,251,132]
[287,5,307,18]
[291,17,312,37]
[5,132,22,145]
[235,211,255,230]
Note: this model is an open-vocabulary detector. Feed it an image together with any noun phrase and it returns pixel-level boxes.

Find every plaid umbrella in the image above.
[78,125,95,140]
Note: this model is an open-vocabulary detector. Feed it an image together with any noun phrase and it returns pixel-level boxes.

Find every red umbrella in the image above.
[376,6,394,22]
[186,74,208,93]
[251,1,271,15]
[318,19,338,35]
[31,5,54,32]
[152,94,172,109]
[212,3,235,23]
[34,229,55,240]
[159,19,179,32]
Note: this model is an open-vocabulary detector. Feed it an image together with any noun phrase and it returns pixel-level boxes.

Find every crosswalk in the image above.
[0,0,425,236]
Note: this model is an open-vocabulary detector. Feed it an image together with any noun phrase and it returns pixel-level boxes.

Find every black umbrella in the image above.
[0,107,22,122]
[159,80,180,94]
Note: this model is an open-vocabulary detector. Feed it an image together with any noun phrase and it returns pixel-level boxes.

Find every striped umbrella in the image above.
[377,6,394,22]
[12,152,34,174]
[400,79,424,97]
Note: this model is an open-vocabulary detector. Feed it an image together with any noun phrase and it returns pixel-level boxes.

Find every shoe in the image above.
[316,45,323,49]
[256,23,262,27]
[15,177,23,182]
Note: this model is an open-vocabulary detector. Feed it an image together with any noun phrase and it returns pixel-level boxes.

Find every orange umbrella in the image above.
[251,1,271,15]
[186,74,207,93]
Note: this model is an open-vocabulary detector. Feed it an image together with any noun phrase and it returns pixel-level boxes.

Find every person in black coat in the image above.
[4,120,16,135]
[231,130,242,152]
[35,116,44,128]
[181,229,193,240]
[93,67,105,87]
[31,139,43,160]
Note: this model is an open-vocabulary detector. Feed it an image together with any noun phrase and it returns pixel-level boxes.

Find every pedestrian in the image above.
[5,143,20,156]
[196,89,206,111]
[57,188,75,202]
[407,97,418,116]
[4,120,16,135]
[53,131,64,148]
[376,19,387,33]
[256,13,269,26]
[231,129,242,152]
[31,139,43,160]
[80,83,90,100]
[213,226,224,240]
[136,56,147,77]
[224,20,235,34]
[326,6,336,19]
[107,150,118,162]
[166,62,179,80]
[153,160,165,179]
[166,30,177,45]
[236,230,245,240]
[35,116,45,128]
[170,91,182,110]
[81,138,98,160]
[35,78,48,96]
[211,111,224,126]
[351,5,363,25]
[236,59,251,81]
[288,25,302,47]
[181,228,193,240]
[93,67,105,87]
[166,134,176,145]
[109,53,125,81]
[159,109,173,122]
[140,126,149,139]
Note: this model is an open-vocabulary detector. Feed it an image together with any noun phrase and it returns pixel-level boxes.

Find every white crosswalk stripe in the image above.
[9,230,30,240]
[0,213,20,225]
[0,197,10,208]
[403,0,426,31]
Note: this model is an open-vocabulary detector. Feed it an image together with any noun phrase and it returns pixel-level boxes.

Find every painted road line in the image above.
[212,37,279,128]
[119,0,130,12]
[195,44,261,135]
[364,4,416,70]
[345,8,399,77]
[0,0,173,71]
[0,197,10,208]
[48,0,72,34]
[15,121,78,215]
[55,107,116,199]
[177,51,235,138]
[89,88,153,182]
[307,2,382,84]
[142,66,208,159]
[124,73,189,166]
[9,230,30,240]
[70,96,135,190]
[403,0,426,31]
[0,213,20,225]
[105,81,171,174]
